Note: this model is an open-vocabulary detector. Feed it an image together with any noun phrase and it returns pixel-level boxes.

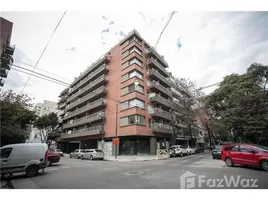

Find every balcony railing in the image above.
[1,53,13,64]
[66,86,107,111]
[147,57,170,77]
[0,69,8,78]
[64,98,106,120]
[71,54,109,87]
[151,107,171,120]
[67,75,108,103]
[147,47,168,68]
[63,112,105,129]
[4,44,15,55]
[149,93,172,108]
[148,80,172,97]
[149,69,171,87]
[151,123,173,134]
[61,125,103,139]
[69,64,109,95]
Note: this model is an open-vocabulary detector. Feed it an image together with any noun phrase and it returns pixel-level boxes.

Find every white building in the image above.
[34,100,58,117]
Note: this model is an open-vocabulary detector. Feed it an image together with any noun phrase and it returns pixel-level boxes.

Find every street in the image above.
[2,152,268,189]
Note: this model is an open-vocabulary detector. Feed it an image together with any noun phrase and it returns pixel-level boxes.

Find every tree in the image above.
[169,77,203,146]
[34,112,58,147]
[205,63,268,144]
[0,90,37,146]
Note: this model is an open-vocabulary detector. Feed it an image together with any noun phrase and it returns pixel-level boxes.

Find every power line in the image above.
[12,64,70,85]
[14,59,71,82]
[11,68,68,87]
[155,11,176,48]
[21,11,67,93]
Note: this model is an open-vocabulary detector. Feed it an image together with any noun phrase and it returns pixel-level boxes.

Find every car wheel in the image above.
[225,157,234,167]
[26,165,39,177]
[260,160,268,171]
[187,152,189,156]
[212,155,215,159]
[81,156,84,160]
[90,155,93,160]
[47,160,52,167]
[180,152,183,157]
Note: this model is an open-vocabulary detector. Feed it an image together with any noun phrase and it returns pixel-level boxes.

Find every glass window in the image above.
[130,46,142,55]
[129,70,142,79]
[230,145,239,151]
[120,117,128,126]
[120,115,145,126]
[129,115,136,124]
[129,99,145,109]
[136,85,144,93]
[121,87,129,96]
[121,73,128,82]
[240,146,252,153]
[0,148,12,159]
[120,101,129,110]
[129,58,142,66]
[122,61,129,70]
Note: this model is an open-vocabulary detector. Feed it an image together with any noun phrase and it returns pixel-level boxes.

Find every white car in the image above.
[185,146,196,155]
[81,149,104,160]
[54,149,64,157]
[0,143,48,177]
[69,149,85,159]
[169,145,187,157]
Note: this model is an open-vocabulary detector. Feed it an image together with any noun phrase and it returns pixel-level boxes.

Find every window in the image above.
[230,145,239,151]
[121,98,145,110]
[121,84,144,96]
[129,35,142,45]
[129,46,142,55]
[0,148,12,159]
[121,70,143,82]
[240,146,252,153]
[120,115,145,126]
[122,57,142,70]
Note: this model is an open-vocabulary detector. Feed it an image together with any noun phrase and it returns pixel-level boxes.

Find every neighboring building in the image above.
[0,17,15,86]
[34,100,58,117]
[57,30,204,154]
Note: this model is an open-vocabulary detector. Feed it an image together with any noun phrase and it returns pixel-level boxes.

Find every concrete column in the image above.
[150,137,157,155]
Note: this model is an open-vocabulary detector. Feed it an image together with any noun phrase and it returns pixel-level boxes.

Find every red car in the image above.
[221,143,268,171]
[47,150,61,166]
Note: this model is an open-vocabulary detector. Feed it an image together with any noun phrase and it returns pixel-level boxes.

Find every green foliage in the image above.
[34,112,58,143]
[0,90,37,146]
[206,63,268,143]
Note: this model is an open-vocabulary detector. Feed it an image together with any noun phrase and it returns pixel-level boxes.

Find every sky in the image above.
[1,11,268,105]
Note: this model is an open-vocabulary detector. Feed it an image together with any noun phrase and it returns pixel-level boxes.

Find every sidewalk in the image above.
[104,155,168,162]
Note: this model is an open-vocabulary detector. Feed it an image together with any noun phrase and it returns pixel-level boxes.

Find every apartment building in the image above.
[58,30,204,155]
[0,17,15,86]
[34,100,58,117]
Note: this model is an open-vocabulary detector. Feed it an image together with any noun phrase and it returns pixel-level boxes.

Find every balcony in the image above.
[4,44,15,55]
[64,98,106,120]
[147,47,168,68]
[147,57,170,78]
[1,53,13,65]
[66,86,107,111]
[149,93,171,108]
[148,80,172,97]
[0,68,8,78]
[61,125,103,139]
[151,123,173,134]
[149,69,171,87]
[63,112,105,129]
[58,102,66,110]
[57,110,65,117]
[71,54,110,87]
[151,107,171,120]
[67,75,108,103]
[69,64,109,95]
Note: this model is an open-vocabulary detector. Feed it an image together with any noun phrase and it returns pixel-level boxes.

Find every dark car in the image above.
[47,150,60,166]
[212,145,223,159]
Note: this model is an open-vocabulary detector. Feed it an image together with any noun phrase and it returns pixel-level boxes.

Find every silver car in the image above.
[69,149,85,159]
[81,149,104,160]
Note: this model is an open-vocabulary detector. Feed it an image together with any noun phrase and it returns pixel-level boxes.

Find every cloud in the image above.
[102,16,107,20]
[109,21,114,25]
[177,38,182,49]
[119,31,126,37]
[101,28,109,34]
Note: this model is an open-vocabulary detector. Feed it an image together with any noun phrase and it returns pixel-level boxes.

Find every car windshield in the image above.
[254,146,268,152]
[94,149,103,153]
[80,150,85,152]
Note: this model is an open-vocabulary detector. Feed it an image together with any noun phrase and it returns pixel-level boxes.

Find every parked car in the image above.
[221,143,268,171]
[69,149,85,159]
[196,146,205,153]
[54,149,64,157]
[185,146,196,155]
[81,149,104,160]
[169,145,187,157]
[47,150,61,166]
[0,143,48,177]
[212,145,223,159]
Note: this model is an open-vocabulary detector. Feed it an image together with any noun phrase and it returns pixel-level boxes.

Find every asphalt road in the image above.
[2,152,268,189]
